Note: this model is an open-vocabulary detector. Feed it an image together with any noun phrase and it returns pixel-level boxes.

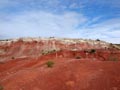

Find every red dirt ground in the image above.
[0,50,120,90]
[0,39,120,90]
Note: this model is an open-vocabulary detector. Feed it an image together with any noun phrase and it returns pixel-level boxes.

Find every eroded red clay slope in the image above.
[0,38,120,90]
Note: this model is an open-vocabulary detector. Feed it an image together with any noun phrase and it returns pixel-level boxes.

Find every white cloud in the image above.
[0,0,120,43]
[0,10,120,43]
[0,11,87,38]
[79,18,120,43]
[69,2,85,9]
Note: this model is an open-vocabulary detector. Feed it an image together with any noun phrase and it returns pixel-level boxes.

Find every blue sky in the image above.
[0,0,120,43]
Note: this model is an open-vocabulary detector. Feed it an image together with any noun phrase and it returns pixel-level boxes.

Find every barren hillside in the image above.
[0,37,120,90]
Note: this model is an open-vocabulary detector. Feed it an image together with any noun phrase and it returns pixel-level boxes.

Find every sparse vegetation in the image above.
[111,44,120,50]
[46,61,54,68]
[0,62,5,64]
[49,37,55,38]
[96,39,100,41]
[41,50,50,55]
[18,38,23,42]
[115,44,120,47]
[34,40,37,43]
[75,56,81,59]
[84,49,96,54]
[89,49,96,54]
[41,49,56,55]
[11,57,15,59]
[110,43,113,45]
[0,85,3,90]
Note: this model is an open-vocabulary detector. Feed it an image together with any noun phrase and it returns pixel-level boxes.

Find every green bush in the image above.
[46,61,54,68]
[0,85,3,90]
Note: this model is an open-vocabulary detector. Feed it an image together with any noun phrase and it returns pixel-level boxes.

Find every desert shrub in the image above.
[41,50,50,55]
[34,40,37,43]
[108,56,118,61]
[52,49,56,52]
[0,62,5,64]
[89,49,96,53]
[110,43,113,45]
[75,56,81,59]
[18,38,23,42]
[0,85,3,90]
[41,49,56,55]
[41,52,44,55]
[96,39,100,41]
[46,61,54,68]
[49,37,54,38]
[84,50,86,53]
[6,39,8,41]
[11,57,15,59]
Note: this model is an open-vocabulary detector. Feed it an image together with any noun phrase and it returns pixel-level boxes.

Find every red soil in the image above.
[0,57,120,90]
[0,38,120,90]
